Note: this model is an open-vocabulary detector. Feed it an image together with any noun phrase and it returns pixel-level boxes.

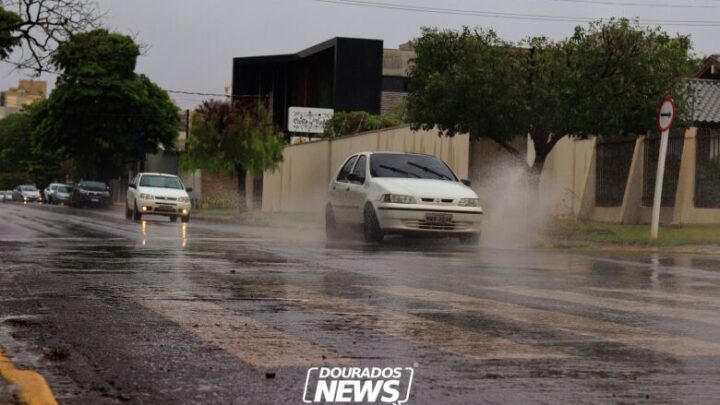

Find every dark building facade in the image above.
[232,37,412,131]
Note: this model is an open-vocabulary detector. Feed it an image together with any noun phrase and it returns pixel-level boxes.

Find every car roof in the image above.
[352,151,435,158]
[138,172,179,177]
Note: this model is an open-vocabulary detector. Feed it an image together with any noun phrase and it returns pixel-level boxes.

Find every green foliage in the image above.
[0,104,62,188]
[323,111,405,138]
[0,172,28,190]
[33,29,180,180]
[407,19,694,173]
[0,8,21,59]
[181,101,285,178]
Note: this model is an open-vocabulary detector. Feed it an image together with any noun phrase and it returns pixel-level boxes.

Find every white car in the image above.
[126,173,192,222]
[326,152,483,243]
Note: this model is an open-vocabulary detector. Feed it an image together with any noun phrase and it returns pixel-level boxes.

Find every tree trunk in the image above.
[236,164,247,212]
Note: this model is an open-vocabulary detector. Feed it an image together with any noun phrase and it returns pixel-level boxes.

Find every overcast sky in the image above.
[0,0,717,109]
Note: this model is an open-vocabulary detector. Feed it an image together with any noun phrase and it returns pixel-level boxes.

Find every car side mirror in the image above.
[347,173,364,184]
[461,179,472,187]
[185,187,193,193]
[128,184,136,189]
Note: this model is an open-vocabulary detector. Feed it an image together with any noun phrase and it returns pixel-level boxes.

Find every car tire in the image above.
[170,216,178,222]
[181,215,190,223]
[133,201,142,221]
[459,233,480,245]
[363,203,384,244]
[325,204,339,240]
[125,204,133,219]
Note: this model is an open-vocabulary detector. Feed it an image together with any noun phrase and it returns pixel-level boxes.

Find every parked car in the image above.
[126,173,192,222]
[45,183,73,205]
[326,152,483,244]
[12,185,41,202]
[0,190,12,201]
[70,180,111,208]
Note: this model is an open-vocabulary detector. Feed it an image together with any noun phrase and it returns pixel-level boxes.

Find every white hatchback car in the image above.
[126,173,192,222]
[326,152,483,243]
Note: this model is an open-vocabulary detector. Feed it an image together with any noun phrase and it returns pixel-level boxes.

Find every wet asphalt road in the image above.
[1,203,720,404]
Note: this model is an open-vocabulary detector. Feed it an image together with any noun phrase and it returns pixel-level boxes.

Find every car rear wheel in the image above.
[363,203,384,243]
[133,201,142,221]
[325,204,339,240]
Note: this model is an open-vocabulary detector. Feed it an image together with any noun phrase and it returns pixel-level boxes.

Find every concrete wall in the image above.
[262,126,469,213]
[527,136,596,219]
[672,128,720,224]
[543,128,720,225]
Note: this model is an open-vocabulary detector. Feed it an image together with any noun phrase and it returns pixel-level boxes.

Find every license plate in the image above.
[425,213,452,224]
[90,198,99,202]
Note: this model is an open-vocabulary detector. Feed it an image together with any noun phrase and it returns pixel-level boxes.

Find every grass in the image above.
[545,219,720,250]
[193,209,322,228]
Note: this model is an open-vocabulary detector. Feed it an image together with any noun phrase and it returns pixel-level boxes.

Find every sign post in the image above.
[650,97,676,241]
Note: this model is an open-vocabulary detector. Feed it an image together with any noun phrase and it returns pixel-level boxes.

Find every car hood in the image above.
[138,186,188,198]
[372,178,478,199]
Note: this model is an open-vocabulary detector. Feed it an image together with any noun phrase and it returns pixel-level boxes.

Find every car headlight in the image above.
[140,193,155,200]
[458,198,480,207]
[380,194,416,204]
[178,196,190,203]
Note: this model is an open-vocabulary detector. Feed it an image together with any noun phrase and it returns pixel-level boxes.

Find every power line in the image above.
[552,0,717,9]
[310,0,720,27]
[0,60,262,101]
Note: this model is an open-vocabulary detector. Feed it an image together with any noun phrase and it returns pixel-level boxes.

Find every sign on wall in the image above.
[288,107,334,134]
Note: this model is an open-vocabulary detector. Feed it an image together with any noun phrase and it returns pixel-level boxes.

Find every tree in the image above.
[181,100,285,210]
[33,29,180,180]
[0,0,100,72]
[407,19,693,196]
[0,101,63,188]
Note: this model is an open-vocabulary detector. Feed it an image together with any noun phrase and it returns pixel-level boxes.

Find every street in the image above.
[1,203,720,404]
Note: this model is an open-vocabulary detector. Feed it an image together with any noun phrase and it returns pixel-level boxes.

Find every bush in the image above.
[323,110,405,138]
[0,172,30,189]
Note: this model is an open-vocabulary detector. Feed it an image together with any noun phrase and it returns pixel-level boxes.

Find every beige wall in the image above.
[672,128,720,224]
[262,126,469,213]
[528,136,596,219]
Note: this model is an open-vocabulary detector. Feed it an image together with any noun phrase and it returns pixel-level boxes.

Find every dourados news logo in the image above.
[303,367,414,404]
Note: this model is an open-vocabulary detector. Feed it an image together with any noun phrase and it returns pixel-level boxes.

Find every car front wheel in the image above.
[181,215,190,223]
[363,203,384,244]
[133,201,142,221]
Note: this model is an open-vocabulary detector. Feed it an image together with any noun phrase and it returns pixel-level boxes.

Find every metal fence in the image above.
[642,129,685,207]
[596,138,636,207]
[695,126,720,208]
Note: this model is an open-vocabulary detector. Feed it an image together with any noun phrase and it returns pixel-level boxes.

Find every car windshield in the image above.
[140,175,183,189]
[20,186,37,191]
[58,186,72,193]
[369,154,457,181]
[80,181,107,190]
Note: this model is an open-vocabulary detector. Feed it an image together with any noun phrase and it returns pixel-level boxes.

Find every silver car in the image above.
[12,185,41,202]
[45,183,73,205]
